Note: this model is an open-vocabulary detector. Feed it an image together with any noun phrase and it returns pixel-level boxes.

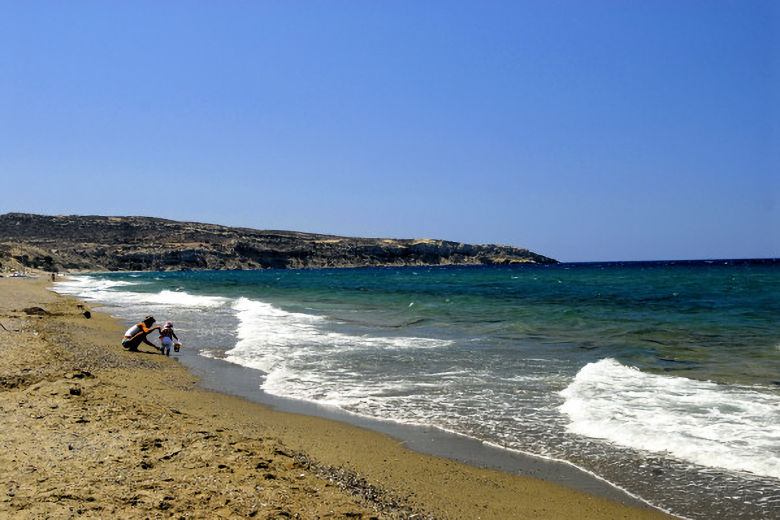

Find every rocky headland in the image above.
[0,213,556,273]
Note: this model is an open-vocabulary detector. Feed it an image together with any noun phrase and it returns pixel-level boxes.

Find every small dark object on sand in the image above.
[83,310,91,319]
[23,306,50,316]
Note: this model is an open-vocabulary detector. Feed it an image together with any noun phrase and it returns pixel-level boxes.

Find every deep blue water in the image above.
[56,260,780,519]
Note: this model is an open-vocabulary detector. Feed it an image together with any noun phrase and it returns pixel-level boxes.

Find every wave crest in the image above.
[560,358,780,478]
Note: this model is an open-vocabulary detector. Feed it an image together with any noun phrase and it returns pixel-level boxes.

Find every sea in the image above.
[53,260,779,519]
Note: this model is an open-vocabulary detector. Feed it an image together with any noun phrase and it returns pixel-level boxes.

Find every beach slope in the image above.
[0,278,674,519]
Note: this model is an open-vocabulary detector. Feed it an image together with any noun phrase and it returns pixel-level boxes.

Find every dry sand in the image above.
[0,277,676,519]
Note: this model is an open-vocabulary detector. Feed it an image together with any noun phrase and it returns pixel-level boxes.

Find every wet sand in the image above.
[0,277,676,519]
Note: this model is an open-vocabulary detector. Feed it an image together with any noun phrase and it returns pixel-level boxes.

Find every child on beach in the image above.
[158,321,179,356]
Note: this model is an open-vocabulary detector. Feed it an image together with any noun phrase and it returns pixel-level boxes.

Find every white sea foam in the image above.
[225,297,326,373]
[54,276,229,309]
[560,358,780,479]
[226,297,452,404]
[55,276,138,296]
[142,290,228,308]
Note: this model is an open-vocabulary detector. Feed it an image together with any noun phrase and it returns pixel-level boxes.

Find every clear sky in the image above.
[1,1,777,262]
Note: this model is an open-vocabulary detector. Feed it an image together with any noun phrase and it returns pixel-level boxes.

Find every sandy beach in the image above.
[0,276,676,519]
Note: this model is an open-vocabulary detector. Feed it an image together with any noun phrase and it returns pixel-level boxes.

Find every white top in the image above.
[124,324,142,338]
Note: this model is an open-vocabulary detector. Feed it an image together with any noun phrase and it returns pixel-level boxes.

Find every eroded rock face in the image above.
[0,213,557,272]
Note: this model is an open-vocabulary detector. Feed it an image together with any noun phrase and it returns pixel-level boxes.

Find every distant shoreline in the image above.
[0,212,557,273]
[4,256,777,277]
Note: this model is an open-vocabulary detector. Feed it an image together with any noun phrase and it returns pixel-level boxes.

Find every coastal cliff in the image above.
[0,213,556,273]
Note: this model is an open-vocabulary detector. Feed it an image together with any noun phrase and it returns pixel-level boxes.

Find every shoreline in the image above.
[181,351,663,510]
[0,277,676,519]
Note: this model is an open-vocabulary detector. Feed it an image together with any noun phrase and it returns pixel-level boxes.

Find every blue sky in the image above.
[1,1,777,261]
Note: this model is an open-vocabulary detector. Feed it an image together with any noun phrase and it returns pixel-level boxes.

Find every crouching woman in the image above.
[122,315,161,352]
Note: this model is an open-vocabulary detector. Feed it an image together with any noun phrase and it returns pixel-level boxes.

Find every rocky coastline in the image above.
[0,213,556,273]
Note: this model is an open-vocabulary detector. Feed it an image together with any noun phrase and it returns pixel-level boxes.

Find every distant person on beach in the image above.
[122,316,161,352]
[158,321,179,356]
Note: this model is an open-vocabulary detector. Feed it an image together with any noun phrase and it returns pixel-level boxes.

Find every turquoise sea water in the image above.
[56,261,780,519]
